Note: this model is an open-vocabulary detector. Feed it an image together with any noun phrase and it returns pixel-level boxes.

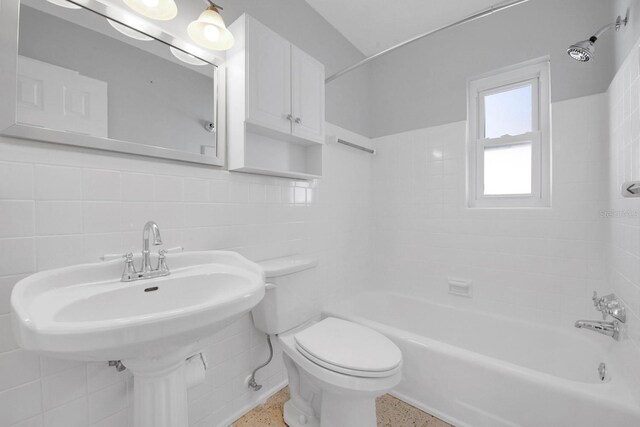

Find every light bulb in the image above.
[122,0,177,21]
[203,25,221,42]
[188,6,234,51]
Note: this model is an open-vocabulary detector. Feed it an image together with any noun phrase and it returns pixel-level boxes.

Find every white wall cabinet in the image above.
[227,14,324,179]
[291,46,325,143]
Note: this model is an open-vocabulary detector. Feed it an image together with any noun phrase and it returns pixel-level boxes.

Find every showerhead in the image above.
[567,15,628,63]
[567,37,597,62]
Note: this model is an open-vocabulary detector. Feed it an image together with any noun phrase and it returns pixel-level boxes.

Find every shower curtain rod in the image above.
[325,0,531,84]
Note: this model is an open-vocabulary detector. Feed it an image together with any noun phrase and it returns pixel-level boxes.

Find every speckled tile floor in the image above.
[233,387,453,427]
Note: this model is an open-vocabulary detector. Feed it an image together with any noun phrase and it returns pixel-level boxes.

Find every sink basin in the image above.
[11,250,265,361]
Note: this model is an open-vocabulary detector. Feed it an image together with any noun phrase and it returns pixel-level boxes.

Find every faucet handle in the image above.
[122,252,137,276]
[157,249,169,273]
[593,292,614,309]
[592,292,626,322]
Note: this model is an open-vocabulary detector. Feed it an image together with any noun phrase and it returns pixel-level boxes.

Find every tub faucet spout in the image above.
[575,319,621,341]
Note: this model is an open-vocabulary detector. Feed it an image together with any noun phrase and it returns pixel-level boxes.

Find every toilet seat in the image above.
[294,317,402,378]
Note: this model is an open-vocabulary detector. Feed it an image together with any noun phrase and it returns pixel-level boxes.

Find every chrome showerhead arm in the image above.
[593,15,628,39]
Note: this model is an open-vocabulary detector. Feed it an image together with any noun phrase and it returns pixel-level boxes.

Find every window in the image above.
[467,58,551,208]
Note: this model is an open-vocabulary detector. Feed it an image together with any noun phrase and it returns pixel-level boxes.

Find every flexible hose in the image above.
[248,334,273,391]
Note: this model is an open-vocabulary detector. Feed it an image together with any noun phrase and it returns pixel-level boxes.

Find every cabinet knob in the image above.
[295,117,302,124]
[286,114,293,121]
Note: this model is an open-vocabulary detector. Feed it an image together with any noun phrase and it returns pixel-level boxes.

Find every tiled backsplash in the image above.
[371,93,610,327]
[0,123,373,427]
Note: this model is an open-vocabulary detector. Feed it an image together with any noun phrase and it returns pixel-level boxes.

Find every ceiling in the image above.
[304,0,501,56]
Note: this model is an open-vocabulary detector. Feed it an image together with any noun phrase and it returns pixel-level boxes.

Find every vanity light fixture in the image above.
[188,1,234,51]
[122,0,177,21]
[46,0,81,9]
[107,19,153,41]
[169,46,208,66]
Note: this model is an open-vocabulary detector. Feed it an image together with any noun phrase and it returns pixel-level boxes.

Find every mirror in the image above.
[0,0,224,166]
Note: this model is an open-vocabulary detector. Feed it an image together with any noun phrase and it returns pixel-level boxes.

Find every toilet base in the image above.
[283,391,378,427]
[319,393,377,427]
[284,400,320,427]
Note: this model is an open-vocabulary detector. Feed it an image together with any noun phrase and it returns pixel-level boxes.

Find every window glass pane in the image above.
[483,143,532,195]
[483,84,532,139]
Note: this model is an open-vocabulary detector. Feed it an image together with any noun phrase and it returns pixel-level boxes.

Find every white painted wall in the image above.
[0,122,373,427]
[367,0,623,137]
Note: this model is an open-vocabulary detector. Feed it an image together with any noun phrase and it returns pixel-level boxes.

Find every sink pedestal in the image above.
[125,352,191,427]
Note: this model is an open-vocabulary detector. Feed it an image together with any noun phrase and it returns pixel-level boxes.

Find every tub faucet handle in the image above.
[592,292,626,323]
[593,291,612,309]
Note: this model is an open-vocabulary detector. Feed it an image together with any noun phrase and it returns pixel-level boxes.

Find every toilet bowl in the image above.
[251,257,403,427]
[279,318,402,427]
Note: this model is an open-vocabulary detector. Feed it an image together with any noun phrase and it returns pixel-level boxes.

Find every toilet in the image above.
[252,256,402,427]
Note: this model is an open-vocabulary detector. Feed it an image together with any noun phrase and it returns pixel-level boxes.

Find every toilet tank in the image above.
[251,256,319,335]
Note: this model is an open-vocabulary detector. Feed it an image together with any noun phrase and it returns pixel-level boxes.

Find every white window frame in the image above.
[467,57,551,208]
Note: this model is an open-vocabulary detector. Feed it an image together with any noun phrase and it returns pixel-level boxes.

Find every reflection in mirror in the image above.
[15,0,219,161]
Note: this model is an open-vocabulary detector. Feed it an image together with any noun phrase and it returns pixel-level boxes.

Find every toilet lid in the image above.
[294,318,402,378]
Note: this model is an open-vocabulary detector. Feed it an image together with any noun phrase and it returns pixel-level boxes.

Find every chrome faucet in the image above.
[121,221,170,282]
[574,292,626,341]
[574,320,621,341]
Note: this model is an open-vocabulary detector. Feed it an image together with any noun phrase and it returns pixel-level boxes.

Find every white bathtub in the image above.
[323,291,640,427]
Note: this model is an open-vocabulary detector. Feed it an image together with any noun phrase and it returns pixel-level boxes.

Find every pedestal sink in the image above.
[11,250,265,427]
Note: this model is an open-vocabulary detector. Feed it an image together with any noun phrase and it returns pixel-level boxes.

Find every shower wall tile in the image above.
[371,94,609,328]
[607,37,640,398]
[0,122,372,427]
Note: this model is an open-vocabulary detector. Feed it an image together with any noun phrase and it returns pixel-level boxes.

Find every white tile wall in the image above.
[371,93,610,327]
[607,37,640,397]
[0,122,372,427]
[370,51,640,403]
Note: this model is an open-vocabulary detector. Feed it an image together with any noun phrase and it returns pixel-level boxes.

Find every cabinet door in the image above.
[291,46,325,143]
[247,18,292,134]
